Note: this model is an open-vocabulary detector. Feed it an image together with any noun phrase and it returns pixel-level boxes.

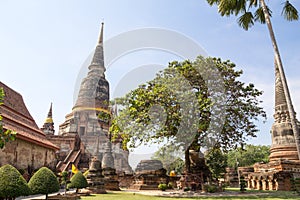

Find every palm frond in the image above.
[254,6,272,24]
[282,1,299,21]
[249,0,258,8]
[207,0,221,6]
[218,0,237,16]
[237,12,254,30]
[235,0,247,16]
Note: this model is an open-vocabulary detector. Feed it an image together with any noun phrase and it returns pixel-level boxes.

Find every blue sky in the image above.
[1,0,300,156]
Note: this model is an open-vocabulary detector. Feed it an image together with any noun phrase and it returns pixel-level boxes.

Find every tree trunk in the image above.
[45,193,48,200]
[185,147,191,173]
[260,0,300,159]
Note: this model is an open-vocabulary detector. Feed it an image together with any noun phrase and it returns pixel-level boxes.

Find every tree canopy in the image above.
[28,167,59,200]
[0,164,31,200]
[227,144,270,168]
[111,56,266,172]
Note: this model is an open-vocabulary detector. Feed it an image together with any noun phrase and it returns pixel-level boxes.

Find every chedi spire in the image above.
[74,22,110,111]
[42,103,55,134]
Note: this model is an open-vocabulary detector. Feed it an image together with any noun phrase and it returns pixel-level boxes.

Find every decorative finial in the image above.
[98,22,104,44]
[47,102,53,118]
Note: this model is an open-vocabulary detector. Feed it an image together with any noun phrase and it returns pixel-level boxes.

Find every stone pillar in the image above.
[247,179,251,189]
[251,179,256,189]
[268,180,273,190]
[262,179,269,190]
[257,180,262,190]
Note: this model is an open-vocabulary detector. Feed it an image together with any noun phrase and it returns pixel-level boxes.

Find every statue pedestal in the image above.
[103,167,120,190]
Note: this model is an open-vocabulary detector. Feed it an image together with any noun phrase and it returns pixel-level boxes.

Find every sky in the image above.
[1,0,300,167]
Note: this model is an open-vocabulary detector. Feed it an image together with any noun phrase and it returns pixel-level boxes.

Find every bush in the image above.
[17,168,25,175]
[158,183,167,191]
[67,171,88,192]
[207,185,218,193]
[167,182,174,189]
[28,167,60,199]
[0,164,31,199]
[183,187,190,192]
[203,184,218,193]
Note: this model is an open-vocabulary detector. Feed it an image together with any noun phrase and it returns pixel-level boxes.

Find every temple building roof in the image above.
[0,82,59,150]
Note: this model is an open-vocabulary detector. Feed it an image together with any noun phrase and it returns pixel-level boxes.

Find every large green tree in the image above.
[207,0,300,159]
[0,164,31,200]
[111,56,265,173]
[227,144,270,168]
[0,88,17,149]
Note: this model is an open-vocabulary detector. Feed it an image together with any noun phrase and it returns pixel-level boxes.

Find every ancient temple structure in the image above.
[130,160,168,190]
[0,82,59,174]
[47,23,132,174]
[246,63,300,191]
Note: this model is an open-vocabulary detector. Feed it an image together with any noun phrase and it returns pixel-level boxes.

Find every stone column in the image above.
[268,180,273,190]
[251,179,256,189]
[263,179,270,190]
[257,180,262,190]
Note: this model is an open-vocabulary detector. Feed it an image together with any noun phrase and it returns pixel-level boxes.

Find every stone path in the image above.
[16,189,75,200]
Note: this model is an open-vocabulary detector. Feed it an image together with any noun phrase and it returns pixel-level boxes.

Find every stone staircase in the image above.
[56,150,81,172]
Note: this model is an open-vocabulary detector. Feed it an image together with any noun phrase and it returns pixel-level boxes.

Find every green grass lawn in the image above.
[81,189,300,200]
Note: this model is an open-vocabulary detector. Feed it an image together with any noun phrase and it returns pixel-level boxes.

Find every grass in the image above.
[80,189,300,200]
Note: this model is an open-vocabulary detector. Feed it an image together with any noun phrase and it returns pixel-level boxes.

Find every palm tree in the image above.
[206,0,300,159]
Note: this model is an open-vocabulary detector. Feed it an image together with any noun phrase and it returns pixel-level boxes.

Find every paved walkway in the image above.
[16,189,75,200]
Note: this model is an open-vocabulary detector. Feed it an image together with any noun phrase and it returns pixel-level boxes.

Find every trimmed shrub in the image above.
[0,164,31,199]
[167,182,174,189]
[207,185,218,193]
[67,172,88,192]
[28,167,59,199]
[158,183,167,191]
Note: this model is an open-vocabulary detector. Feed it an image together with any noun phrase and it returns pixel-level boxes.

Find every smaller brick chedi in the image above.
[246,62,300,191]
